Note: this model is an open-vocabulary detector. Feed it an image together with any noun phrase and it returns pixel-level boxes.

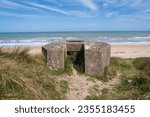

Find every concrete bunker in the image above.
[42,40,111,76]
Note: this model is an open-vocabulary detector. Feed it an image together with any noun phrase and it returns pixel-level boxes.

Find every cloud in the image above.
[0,0,23,8]
[22,1,97,17]
[0,0,40,10]
[0,0,149,20]
[101,0,150,21]
[27,2,70,15]
[77,0,98,11]
[0,11,43,18]
[0,0,98,17]
[102,0,144,8]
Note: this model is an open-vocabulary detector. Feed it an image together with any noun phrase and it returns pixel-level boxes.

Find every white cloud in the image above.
[77,0,98,11]
[0,11,43,18]
[103,0,144,8]
[0,0,40,10]
[26,2,70,15]
[0,0,23,8]
[23,1,97,17]
[0,0,99,17]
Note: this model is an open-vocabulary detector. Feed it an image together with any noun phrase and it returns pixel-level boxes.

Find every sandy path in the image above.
[59,68,120,100]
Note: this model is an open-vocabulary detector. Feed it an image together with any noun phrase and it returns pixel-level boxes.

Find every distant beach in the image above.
[1,31,150,58]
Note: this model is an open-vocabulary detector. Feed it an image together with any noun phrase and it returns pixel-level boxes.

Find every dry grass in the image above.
[0,47,64,100]
[1,47,149,100]
[86,57,150,100]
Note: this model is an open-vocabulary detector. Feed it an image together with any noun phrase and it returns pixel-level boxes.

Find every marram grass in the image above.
[0,47,149,100]
[0,47,65,99]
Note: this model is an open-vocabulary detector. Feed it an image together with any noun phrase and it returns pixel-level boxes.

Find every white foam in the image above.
[0,36,65,47]
[0,35,150,47]
[65,36,79,40]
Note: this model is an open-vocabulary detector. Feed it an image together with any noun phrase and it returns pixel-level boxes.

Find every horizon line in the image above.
[0,30,150,33]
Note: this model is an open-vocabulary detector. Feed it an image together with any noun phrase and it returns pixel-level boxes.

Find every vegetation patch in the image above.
[60,80,69,94]
[0,47,149,100]
[0,47,66,99]
[64,55,73,75]
[86,57,150,100]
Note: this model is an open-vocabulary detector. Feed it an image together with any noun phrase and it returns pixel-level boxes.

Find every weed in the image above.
[60,80,69,94]
[64,56,73,75]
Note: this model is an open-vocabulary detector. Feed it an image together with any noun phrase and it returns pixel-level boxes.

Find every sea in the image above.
[0,31,150,47]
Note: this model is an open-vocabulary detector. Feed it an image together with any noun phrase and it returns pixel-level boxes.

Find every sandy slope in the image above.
[57,68,120,100]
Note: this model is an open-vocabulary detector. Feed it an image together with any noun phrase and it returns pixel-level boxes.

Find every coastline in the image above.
[2,44,150,58]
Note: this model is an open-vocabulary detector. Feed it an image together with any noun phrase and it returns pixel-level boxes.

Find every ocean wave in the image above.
[65,36,79,40]
[132,36,150,39]
[0,42,50,47]
[0,35,150,47]
[98,35,150,39]
[110,42,150,45]
[0,36,64,47]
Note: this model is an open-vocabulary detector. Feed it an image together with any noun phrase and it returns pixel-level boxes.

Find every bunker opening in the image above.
[66,41,85,73]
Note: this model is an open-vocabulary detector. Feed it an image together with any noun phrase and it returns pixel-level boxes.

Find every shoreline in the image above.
[2,44,150,58]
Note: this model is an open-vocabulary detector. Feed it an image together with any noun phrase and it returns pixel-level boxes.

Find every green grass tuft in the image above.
[64,56,73,75]
[0,47,65,100]
[133,57,150,75]
[60,80,69,94]
[86,57,150,100]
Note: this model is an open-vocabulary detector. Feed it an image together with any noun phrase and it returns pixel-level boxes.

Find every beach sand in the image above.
[3,45,150,58]
[30,45,150,58]
[111,45,150,58]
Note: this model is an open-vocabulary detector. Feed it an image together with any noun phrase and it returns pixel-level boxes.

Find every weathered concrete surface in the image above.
[42,41,111,76]
[84,42,111,75]
[66,41,84,52]
[42,42,65,70]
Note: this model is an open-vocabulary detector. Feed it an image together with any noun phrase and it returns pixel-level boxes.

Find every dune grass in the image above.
[0,47,149,100]
[86,57,150,100]
[0,47,66,100]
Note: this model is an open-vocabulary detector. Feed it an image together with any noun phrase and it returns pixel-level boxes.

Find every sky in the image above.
[0,0,150,32]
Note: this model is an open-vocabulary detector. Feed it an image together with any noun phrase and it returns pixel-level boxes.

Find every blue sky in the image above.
[0,0,150,32]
